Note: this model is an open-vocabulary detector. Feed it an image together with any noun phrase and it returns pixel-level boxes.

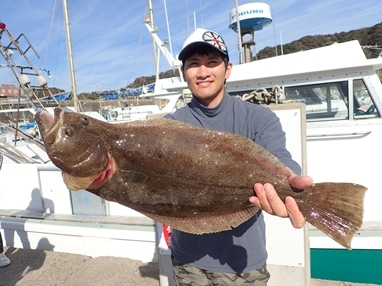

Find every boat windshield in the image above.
[233,79,379,122]
[284,79,379,122]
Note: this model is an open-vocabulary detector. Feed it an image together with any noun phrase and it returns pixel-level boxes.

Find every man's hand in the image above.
[248,173,313,228]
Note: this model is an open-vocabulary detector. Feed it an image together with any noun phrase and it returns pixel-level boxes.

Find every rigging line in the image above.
[51,15,64,90]
[0,71,17,86]
[44,0,59,68]
[271,2,278,57]
[80,0,106,90]
[185,0,190,33]
[121,1,149,87]
[182,0,190,36]
[110,40,134,90]
[125,5,148,87]
[112,2,148,87]
[199,0,203,27]
[163,0,173,58]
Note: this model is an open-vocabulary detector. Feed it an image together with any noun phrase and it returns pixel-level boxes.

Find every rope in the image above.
[238,85,286,104]
[125,19,145,87]
[43,0,59,68]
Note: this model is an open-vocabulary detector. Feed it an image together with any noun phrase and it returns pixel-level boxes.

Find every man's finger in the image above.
[288,175,313,190]
[285,196,305,228]
[253,183,272,214]
[263,183,288,217]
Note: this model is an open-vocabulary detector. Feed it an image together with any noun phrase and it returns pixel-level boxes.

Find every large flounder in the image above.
[35,107,367,249]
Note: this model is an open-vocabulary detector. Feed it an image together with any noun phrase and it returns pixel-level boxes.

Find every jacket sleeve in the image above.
[253,106,302,176]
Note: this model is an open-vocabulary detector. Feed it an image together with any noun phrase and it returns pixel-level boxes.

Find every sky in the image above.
[0,0,381,94]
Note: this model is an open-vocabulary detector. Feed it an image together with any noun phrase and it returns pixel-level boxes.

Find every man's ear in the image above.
[225,62,233,80]
[181,65,186,81]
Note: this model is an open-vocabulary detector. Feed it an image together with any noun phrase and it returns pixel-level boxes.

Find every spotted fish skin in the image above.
[35,107,367,249]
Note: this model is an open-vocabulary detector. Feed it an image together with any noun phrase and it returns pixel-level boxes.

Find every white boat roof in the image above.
[228,40,382,84]
[162,40,382,91]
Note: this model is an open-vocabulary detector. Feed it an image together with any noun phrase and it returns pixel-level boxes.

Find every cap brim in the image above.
[178,42,209,61]
[178,42,228,61]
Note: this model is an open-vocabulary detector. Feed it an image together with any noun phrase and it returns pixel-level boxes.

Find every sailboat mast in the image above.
[148,0,158,73]
[62,0,78,111]
[234,0,243,64]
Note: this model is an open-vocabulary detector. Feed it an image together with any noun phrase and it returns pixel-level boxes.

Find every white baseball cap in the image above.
[178,28,229,61]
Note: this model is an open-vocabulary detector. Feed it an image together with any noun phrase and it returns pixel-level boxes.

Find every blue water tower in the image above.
[229,3,272,62]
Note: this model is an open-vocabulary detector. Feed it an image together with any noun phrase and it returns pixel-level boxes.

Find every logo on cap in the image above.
[202,31,227,55]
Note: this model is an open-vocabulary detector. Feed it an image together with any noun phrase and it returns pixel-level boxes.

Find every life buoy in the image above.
[162,224,172,249]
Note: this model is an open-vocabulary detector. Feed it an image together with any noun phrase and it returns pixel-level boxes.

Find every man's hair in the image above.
[181,45,229,67]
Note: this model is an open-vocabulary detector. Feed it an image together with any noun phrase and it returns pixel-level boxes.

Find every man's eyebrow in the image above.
[189,54,219,60]
[187,55,199,61]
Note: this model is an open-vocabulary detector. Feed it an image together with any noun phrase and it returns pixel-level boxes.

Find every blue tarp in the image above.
[40,92,72,102]
[52,92,72,101]
[10,91,73,106]
[100,92,119,100]
[120,83,156,98]
[19,121,37,131]
[100,83,156,99]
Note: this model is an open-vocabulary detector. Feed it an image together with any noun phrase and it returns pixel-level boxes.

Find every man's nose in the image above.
[196,64,209,77]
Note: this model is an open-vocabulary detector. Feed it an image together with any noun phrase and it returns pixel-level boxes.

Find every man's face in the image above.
[182,50,232,108]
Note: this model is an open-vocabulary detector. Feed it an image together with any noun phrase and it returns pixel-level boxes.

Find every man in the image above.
[165,28,312,285]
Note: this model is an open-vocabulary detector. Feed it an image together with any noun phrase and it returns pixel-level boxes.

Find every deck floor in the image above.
[0,247,379,286]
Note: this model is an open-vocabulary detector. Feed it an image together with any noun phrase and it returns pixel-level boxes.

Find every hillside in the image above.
[74,22,382,98]
[256,22,382,60]
[127,22,382,89]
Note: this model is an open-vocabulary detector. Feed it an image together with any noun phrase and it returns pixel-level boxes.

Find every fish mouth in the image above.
[87,155,116,189]
[35,109,54,133]
[62,155,116,191]
[35,107,64,144]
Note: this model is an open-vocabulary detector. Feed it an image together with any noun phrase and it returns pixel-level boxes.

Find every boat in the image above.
[0,0,180,274]
[160,6,382,284]
[1,2,382,286]
[0,18,76,153]
[96,9,187,124]
[98,77,187,123]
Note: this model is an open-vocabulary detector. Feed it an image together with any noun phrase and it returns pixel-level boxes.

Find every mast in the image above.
[62,0,78,111]
[234,0,243,64]
[148,0,158,74]
[163,0,173,58]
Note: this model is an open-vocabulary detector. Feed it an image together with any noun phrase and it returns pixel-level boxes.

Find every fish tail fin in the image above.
[296,182,367,249]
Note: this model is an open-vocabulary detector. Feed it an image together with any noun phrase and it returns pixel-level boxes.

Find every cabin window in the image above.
[353,79,379,118]
[284,82,349,122]
[232,79,379,121]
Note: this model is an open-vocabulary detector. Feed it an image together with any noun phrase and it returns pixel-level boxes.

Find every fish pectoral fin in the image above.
[62,171,98,191]
[121,170,148,183]
[139,207,260,235]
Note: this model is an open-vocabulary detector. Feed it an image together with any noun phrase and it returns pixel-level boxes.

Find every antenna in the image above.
[229,3,273,63]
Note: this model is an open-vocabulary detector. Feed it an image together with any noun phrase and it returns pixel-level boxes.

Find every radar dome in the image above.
[229,3,272,32]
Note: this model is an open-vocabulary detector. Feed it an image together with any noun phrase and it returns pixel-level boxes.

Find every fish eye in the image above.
[65,128,74,137]
[81,117,89,126]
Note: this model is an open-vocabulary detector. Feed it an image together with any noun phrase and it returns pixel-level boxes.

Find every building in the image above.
[0,84,20,98]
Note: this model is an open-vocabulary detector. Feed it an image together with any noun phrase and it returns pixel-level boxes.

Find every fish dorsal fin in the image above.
[140,207,260,234]
[124,117,177,127]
